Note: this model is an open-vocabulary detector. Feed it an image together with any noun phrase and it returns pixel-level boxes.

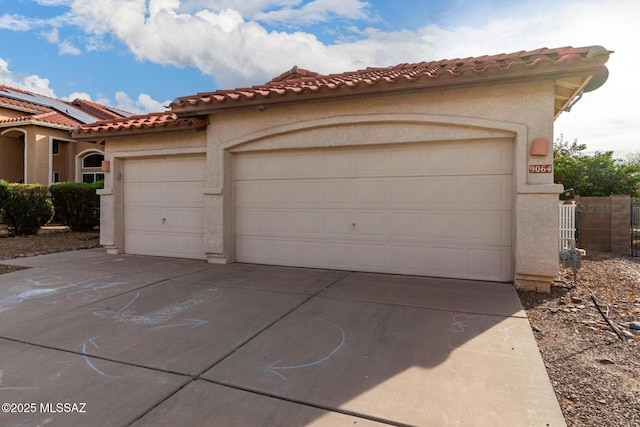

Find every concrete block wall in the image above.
[575,195,630,255]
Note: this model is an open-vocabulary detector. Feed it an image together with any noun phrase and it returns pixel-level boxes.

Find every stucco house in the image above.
[72,45,611,292]
[0,85,131,185]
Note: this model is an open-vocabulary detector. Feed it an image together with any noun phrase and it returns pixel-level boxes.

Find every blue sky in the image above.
[0,0,638,155]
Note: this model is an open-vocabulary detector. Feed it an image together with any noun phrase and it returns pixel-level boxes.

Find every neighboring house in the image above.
[0,85,131,185]
[73,45,611,292]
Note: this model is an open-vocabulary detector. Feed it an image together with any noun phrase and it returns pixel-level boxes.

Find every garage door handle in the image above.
[163,218,166,224]
[352,222,356,229]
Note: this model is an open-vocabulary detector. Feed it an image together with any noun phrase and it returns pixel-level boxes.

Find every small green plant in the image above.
[49,181,101,232]
[2,184,54,235]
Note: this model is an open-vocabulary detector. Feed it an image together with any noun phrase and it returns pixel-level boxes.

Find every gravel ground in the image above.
[0,228,638,426]
[0,224,100,274]
[520,251,640,427]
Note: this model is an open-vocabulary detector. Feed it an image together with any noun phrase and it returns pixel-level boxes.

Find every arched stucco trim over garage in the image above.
[212,113,528,192]
[204,113,533,278]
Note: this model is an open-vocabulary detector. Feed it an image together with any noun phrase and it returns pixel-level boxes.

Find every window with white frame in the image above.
[81,153,105,183]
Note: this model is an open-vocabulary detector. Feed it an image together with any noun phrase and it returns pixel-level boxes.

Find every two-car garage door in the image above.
[235,141,513,282]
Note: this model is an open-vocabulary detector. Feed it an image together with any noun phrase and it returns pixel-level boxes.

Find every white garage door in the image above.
[234,141,513,281]
[124,156,206,260]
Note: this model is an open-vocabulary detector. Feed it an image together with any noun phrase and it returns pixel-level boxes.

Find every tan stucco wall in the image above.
[0,107,29,120]
[98,80,562,291]
[0,132,24,182]
[0,126,104,185]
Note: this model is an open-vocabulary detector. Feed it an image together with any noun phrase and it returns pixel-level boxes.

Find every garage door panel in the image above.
[236,181,265,205]
[389,213,425,241]
[293,152,321,177]
[323,181,352,206]
[425,247,466,277]
[355,150,386,175]
[353,212,387,238]
[426,178,467,209]
[427,213,465,241]
[293,241,322,266]
[467,248,510,278]
[265,182,291,205]
[293,211,322,234]
[141,159,167,181]
[236,209,263,234]
[390,245,428,274]
[355,180,386,205]
[389,179,427,207]
[322,151,355,177]
[323,243,354,268]
[294,182,322,206]
[467,213,511,245]
[354,244,386,270]
[235,142,512,281]
[265,154,290,178]
[265,211,291,233]
[389,147,426,175]
[324,212,353,234]
[467,176,512,209]
[235,155,264,179]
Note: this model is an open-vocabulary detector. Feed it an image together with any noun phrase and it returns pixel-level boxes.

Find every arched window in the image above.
[81,152,105,183]
[82,153,104,169]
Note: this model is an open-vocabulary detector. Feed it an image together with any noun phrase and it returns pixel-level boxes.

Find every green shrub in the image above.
[49,181,101,232]
[0,179,10,211]
[2,184,54,235]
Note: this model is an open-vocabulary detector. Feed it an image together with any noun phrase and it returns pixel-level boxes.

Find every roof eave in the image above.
[0,120,75,131]
[71,120,207,140]
[172,62,608,117]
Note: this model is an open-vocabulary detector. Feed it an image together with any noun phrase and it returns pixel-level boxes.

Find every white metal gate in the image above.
[559,201,576,251]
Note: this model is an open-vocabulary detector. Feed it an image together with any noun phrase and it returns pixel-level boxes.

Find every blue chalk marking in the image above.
[80,338,118,378]
[266,317,346,381]
[149,319,209,330]
[119,292,139,312]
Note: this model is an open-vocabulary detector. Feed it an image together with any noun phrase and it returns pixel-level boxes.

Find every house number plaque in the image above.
[529,164,552,173]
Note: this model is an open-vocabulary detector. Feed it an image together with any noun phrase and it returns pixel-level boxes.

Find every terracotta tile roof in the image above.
[171,46,611,115]
[70,98,132,121]
[0,111,80,129]
[72,112,208,138]
[0,85,131,130]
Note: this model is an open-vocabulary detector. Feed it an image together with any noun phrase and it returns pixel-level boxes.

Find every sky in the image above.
[0,0,638,155]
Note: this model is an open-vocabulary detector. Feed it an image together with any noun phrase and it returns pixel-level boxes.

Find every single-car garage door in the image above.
[234,141,513,281]
[124,155,206,260]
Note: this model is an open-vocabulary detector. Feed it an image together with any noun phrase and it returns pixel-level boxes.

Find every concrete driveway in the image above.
[0,249,565,426]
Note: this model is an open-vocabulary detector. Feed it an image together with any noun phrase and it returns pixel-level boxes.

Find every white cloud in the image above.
[63,91,92,101]
[112,91,170,114]
[254,0,371,26]
[59,40,82,55]
[0,57,56,97]
[0,14,37,31]
[69,1,355,87]
[41,27,60,43]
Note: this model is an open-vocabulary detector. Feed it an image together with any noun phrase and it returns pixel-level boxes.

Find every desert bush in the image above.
[2,184,54,235]
[49,181,102,232]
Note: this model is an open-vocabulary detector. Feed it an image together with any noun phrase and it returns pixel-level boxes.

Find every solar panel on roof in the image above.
[0,88,98,124]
